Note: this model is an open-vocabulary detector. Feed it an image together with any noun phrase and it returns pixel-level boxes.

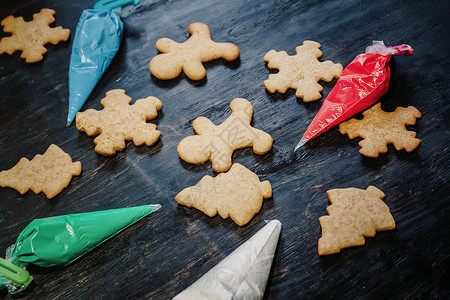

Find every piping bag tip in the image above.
[66,108,77,127]
[294,138,307,152]
[149,204,162,212]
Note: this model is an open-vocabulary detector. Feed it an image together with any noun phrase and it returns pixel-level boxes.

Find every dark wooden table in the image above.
[1,0,449,299]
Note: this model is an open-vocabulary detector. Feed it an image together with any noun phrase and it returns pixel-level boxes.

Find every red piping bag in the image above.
[295,41,414,151]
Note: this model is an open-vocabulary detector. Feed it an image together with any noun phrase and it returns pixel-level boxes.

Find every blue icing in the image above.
[67,9,123,126]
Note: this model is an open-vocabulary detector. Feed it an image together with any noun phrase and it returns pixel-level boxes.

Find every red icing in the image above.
[300,45,413,145]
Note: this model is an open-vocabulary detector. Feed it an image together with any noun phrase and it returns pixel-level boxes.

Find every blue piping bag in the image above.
[67,9,123,126]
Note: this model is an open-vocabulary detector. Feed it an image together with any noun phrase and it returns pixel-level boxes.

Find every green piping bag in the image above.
[0,204,160,294]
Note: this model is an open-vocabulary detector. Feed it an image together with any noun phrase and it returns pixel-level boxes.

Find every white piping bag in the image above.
[174,220,282,300]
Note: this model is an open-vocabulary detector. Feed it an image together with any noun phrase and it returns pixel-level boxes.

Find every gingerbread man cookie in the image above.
[339,103,422,157]
[176,163,272,226]
[0,8,70,63]
[177,98,273,173]
[264,40,342,102]
[149,22,240,80]
[76,89,162,156]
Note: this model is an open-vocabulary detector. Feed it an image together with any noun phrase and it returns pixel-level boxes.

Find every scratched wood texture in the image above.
[0,0,449,299]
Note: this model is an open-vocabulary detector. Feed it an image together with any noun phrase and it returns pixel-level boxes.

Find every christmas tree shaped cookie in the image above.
[149,22,240,80]
[177,98,273,173]
[0,8,70,63]
[339,103,422,157]
[318,186,395,255]
[76,89,162,156]
[264,40,343,102]
[0,144,82,199]
[175,163,272,226]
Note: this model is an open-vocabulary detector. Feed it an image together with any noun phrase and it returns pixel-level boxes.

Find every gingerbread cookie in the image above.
[339,103,422,157]
[175,163,272,226]
[0,144,81,199]
[318,186,395,256]
[177,98,273,173]
[76,89,162,156]
[264,40,343,102]
[0,8,70,63]
[149,22,240,80]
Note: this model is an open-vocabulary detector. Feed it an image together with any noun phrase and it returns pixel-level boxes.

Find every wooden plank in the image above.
[0,0,448,298]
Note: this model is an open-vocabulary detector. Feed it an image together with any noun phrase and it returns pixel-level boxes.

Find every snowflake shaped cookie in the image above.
[0,8,70,63]
[339,103,422,157]
[76,89,162,156]
[264,40,343,102]
[149,22,240,80]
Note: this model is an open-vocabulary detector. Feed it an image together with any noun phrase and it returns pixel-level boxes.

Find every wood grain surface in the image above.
[0,0,449,299]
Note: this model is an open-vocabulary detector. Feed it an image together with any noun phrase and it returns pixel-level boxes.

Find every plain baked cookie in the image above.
[339,103,422,157]
[264,40,342,102]
[149,22,240,80]
[0,8,70,63]
[0,144,81,199]
[318,186,395,255]
[76,89,162,156]
[175,163,272,226]
[177,98,273,173]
